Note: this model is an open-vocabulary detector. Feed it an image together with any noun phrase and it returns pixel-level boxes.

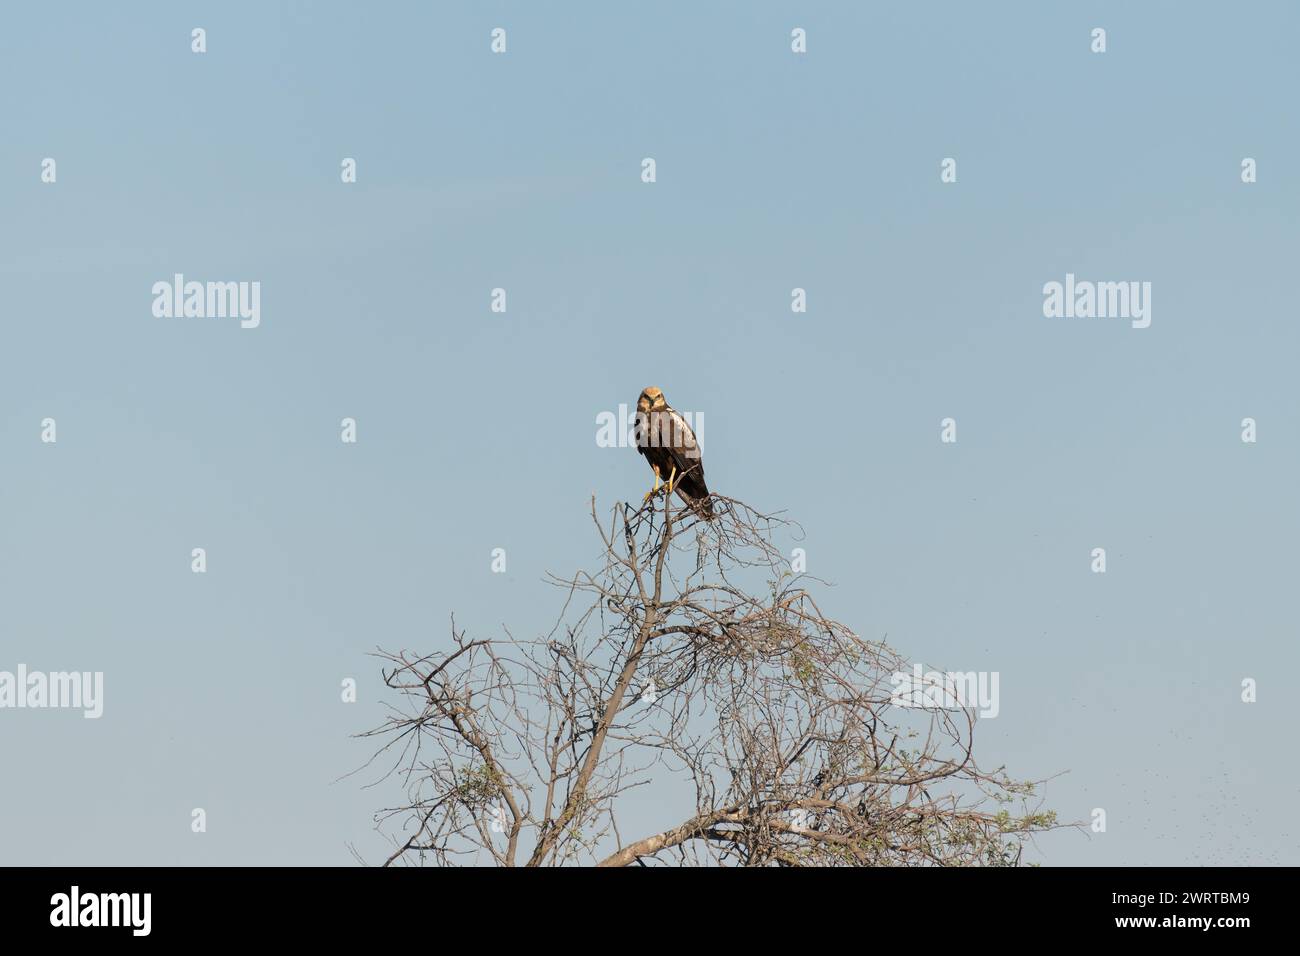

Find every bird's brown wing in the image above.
[663,407,710,509]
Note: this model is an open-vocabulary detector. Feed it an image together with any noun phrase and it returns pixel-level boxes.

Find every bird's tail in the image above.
[674,489,715,520]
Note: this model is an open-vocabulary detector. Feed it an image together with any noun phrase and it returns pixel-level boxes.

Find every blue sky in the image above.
[1,1,1297,865]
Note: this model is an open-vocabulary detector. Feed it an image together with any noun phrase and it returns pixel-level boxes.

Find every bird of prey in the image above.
[634,386,714,518]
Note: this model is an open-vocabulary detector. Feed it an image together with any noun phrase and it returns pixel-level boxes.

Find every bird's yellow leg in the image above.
[666,465,678,494]
[642,468,661,503]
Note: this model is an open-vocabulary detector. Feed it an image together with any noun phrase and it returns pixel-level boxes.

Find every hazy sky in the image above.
[2,1,1297,865]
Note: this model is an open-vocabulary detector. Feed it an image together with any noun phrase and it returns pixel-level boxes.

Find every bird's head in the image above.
[638,386,667,412]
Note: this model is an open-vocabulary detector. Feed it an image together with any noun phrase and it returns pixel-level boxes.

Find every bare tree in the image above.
[362,493,1063,866]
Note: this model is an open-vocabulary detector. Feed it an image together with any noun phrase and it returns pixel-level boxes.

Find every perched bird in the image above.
[634,386,714,518]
